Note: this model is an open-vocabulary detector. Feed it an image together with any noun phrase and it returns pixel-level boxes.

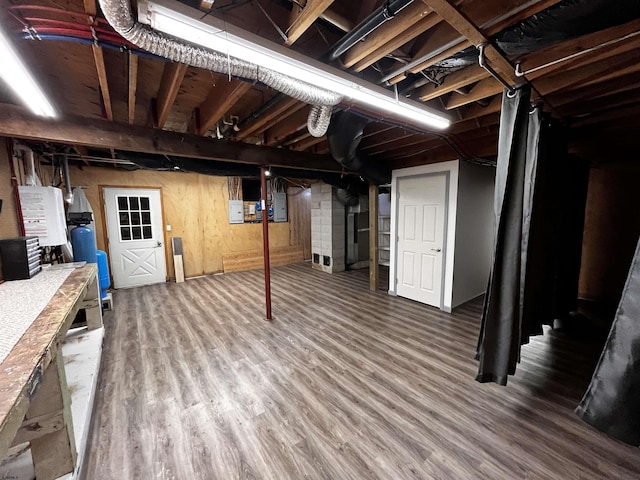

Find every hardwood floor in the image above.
[83,263,640,479]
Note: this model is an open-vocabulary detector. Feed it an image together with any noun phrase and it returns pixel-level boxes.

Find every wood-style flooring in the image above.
[83,263,640,480]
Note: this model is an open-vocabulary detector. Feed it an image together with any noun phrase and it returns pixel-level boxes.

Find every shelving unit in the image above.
[378,215,391,266]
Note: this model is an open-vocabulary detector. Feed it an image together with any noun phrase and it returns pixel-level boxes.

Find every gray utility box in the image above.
[272,192,287,222]
[228,200,244,224]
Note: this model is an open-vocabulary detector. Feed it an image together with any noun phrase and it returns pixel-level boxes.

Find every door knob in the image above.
[431,248,441,252]
[155,241,163,247]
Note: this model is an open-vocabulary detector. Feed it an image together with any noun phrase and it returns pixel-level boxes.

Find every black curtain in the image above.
[576,236,640,446]
[476,88,588,385]
[475,87,533,385]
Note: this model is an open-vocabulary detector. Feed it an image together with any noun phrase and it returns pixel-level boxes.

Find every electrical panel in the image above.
[228,200,244,224]
[18,186,67,246]
[272,192,287,222]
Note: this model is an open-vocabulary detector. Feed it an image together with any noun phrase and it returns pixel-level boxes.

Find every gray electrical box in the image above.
[228,200,244,224]
[272,192,287,222]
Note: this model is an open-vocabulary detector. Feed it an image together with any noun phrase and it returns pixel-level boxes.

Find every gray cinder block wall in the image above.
[311,183,345,273]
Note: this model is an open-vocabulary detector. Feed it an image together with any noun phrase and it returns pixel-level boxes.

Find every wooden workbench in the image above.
[0,264,102,480]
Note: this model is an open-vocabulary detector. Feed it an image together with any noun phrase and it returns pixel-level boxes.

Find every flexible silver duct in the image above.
[307,105,333,138]
[99,0,341,135]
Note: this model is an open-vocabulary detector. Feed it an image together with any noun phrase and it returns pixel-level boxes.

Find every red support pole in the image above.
[260,166,272,321]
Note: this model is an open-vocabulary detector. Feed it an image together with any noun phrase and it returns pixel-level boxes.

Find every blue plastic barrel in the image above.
[96,250,111,299]
[71,225,97,264]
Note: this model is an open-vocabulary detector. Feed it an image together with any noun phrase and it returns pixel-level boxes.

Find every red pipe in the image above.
[260,166,272,321]
[24,26,133,45]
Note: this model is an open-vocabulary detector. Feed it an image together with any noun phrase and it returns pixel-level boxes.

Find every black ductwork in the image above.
[327,111,391,186]
[328,0,415,61]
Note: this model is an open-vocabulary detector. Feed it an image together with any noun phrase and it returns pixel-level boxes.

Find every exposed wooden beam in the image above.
[128,52,138,125]
[236,97,300,140]
[352,14,443,72]
[292,135,326,151]
[197,80,252,135]
[416,64,488,101]
[548,72,640,109]
[253,102,308,138]
[410,22,463,67]
[83,0,96,15]
[287,0,335,45]
[570,102,640,128]
[82,1,113,122]
[264,106,311,145]
[91,46,113,121]
[420,0,520,86]
[533,49,640,99]
[73,146,90,166]
[560,89,640,119]
[200,0,215,9]
[397,0,561,82]
[517,18,640,78]
[392,133,498,168]
[360,128,415,150]
[0,104,342,172]
[457,94,502,121]
[446,77,502,109]
[367,113,500,156]
[319,9,353,32]
[154,62,188,129]
[343,2,432,68]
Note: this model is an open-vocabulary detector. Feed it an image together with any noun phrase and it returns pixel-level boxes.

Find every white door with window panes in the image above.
[103,188,167,288]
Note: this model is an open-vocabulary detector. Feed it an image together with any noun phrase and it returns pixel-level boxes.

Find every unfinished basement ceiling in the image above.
[0,0,639,172]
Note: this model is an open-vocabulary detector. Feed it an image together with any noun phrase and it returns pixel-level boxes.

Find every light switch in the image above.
[166,225,172,231]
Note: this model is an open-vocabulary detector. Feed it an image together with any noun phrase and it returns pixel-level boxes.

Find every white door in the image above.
[396,174,447,307]
[103,188,167,288]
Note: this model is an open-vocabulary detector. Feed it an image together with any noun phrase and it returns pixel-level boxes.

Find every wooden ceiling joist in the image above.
[416,64,488,101]
[128,52,138,125]
[255,102,308,137]
[420,0,520,85]
[196,79,252,135]
[352,14,443,72]
[360,128,415,150]
[292,135,326,152]
[517,18,640,79]
[91,45,113,121]
[392,134,499,168]
[393,0,562,83]
[236,97,301,140]
[0,104,340,172]
[548,73,640,110]
[533,49,640,100]
[287,0,336,45]
[343,2,433,68]
[154,62,188,129]
[83,0,113,122]
[446,77,502,109]
[264,106,312,146]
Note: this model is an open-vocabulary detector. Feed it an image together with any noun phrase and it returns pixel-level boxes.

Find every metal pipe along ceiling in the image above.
[97,0,342,137]
[328,0,415,61]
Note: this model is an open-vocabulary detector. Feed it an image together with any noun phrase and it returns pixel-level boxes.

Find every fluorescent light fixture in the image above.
[0,23,56,117]
[139,0,450,131]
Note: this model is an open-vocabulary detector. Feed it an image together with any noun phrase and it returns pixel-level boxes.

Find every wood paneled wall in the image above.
[579,160,640,305]
[287,185,312,260]
[70,166,309,279]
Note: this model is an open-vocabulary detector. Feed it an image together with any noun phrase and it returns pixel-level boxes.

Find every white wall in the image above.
[452,162,496,308]
[389,161,459,311]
